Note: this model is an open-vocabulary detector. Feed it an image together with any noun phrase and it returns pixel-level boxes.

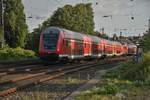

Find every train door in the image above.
[63,39,71,56]
[62,31,72,58]
[99,41,103,57]
[83,36,90,57]
[112,43,115,56]
[112,42,117,56]
[101,39,107,57]
[70,39,75,59]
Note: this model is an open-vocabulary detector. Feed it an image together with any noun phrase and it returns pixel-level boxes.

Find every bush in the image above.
[104,62,134,79]
[123,51,150,81]
[105,51,150,81]
[0,47,36,60]
[25,33,40,54]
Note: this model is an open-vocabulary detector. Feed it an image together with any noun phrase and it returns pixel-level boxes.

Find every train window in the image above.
[42,27,60,51]
[43,33,59,51]
[66,40,70,47]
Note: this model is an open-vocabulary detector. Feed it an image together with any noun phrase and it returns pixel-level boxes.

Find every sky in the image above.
[22,0,150,36]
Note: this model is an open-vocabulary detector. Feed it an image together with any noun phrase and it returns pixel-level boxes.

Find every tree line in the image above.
[0,0,28,48]
[0,0,149,54]
[27,3,95,52]
[33,3,95,35]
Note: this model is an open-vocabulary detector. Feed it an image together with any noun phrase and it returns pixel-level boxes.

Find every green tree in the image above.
[97,33,109,39]
[50,5,75,31]
[28,3,95,52]
[2,0,28,48]
[112,34,118,41]
[141,31,150,52]
[34,3,95,35]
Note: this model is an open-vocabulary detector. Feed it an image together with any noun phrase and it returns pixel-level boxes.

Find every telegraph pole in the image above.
[0,0,4,48]
[148,19,150,34]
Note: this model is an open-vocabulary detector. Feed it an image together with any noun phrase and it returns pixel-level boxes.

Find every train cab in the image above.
[39,27,85,61]
[39,27,62,60]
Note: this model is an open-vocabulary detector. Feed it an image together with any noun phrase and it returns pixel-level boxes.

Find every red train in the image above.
[39,27,137,61]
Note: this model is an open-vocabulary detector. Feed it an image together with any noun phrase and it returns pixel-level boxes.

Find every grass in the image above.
[76,52,150,100]
[76,78,150,100]
[67,77,81,84]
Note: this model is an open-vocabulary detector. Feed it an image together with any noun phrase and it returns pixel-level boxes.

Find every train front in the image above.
[39,27,62,61]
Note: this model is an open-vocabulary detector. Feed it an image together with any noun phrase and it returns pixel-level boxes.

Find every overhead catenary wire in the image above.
[27,0,56,20]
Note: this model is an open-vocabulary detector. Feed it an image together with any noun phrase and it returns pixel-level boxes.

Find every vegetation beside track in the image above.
[0,47,36,61]
[76,52,150,100]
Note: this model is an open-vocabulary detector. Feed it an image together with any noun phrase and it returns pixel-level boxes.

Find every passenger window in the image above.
[66,40,69,47]
[65,40,68,47]
[67,40,70,47]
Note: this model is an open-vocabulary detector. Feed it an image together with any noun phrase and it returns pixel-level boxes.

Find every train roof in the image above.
[62,28,84,41]
[113,41,122,45]
[44,27,123,45]
[43,27,61,33]
[101,39,115,45]
[89,35,100,44]
[128,44,137,47]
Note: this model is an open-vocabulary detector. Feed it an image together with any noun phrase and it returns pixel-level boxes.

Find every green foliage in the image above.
[1,0,28,48]
[105,52,150,81]
[0,27,2,41]
[99,34,109,39]
[33,3,95,35]
[25,33,40,53]
[81,79,131,95]
[51,3,94,34]
[0,47,36,60]
[122,52,150,81]
[104,62,133,79]
[140,31,150,52]
[76,78,150,100]
[92,84,119,95]
[95,31,110,39]
[77,52,150,100]
[133,80,150,87]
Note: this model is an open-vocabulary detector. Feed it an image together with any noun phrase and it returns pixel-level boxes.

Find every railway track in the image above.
[0,58,42,70]
[0,64,48,75]
[0,56,132,97]
[0,65,50,78]
[0,62,95,97]
[0,61,90,77]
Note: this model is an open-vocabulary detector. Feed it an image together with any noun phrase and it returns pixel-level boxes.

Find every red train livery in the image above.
[39,27,136,61]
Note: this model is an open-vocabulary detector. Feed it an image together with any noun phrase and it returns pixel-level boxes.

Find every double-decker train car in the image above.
[39,27,137,61]
[128,44,137,55]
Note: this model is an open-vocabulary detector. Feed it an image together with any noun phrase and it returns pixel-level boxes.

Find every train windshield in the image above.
[43,28,59,51]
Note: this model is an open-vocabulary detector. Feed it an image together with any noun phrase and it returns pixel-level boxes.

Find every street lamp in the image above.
[135,41,142,63]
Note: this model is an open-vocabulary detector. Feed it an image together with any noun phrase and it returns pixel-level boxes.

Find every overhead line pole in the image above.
[0,0,4,48]
[148,19,150,34]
